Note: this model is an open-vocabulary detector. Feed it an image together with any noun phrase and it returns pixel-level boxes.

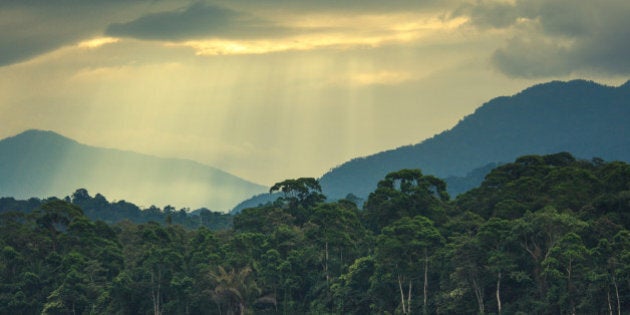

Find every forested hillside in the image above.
[1,152,629,314]
[320,80,630,199]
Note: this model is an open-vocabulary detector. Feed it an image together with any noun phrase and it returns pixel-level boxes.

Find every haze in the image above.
[1,0,629,186]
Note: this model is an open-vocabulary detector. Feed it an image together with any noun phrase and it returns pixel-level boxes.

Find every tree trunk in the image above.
[407,280,413,315]
[472,277,484,314]
[274,288,279,312]
[398,275,407,314]
[613,274,621,315]
[423,249,428,315]
[567,259,575,315]
[608,287,613,315]
[523,241,547,299]
[151,271,162,315]
[325,241,329,285]
[496,271,502,315]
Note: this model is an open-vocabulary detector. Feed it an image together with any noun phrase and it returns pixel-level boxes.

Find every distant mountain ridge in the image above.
[0,130,266,211]
[318,79,630,200]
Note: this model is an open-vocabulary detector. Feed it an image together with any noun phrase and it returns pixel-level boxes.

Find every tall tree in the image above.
[375,216,443,314]
[510,206,587,310]
[364,169,449,232]
[208,266,261,315]
[269,178,326,226]
[477,217,518,315]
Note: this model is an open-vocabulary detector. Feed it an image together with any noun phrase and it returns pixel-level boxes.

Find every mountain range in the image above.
[3,79,629,213]
[0,130,266,211]
[318,79,630,200]
[232,79,630,212]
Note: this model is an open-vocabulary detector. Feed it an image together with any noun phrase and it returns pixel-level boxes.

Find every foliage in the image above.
[0,190,233,230]
[2,153,630,314]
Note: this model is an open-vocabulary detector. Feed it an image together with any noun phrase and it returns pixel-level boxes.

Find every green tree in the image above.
[209,266,261,315]
[478,217,518,315]
[42,270,88,314]
[308,202,368,286]
[233,205,295,234]
[34,200,84,252]
[447,235,488,314]
[302,202,371,313]
[510,206,587,311]
[591,228,630,315]
[542,232,589,314]
[375,215,444,314]
[270,178,326,214]
[331,256,375,314]
[364,169,449,232]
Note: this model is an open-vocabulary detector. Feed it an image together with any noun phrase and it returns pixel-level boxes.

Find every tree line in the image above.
[1,152,629,314]
[0,189,232,231]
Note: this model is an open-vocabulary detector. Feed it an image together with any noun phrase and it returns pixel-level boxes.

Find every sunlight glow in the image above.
[78,37,120,49]
[350,71,414,86]
[173,15,469,56]
[176,35,384,56]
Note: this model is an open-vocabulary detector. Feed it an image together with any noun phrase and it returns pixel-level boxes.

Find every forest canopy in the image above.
[1,152,630,314]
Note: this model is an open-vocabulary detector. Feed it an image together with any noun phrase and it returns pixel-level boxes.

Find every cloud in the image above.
[160,13,468,56]
[0,6,92,66]
[458,0,630,77]
[0,0,184,67]
[0,0,462,67]
[217,0,450,13]
[106,2,289,41]
[77,37,120,49]
[0,32,77,67]
[492,35,574,77]
[0,0,142,67]
[455,1,522,29]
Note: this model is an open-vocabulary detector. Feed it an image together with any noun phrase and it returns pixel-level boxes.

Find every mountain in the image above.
[0,130,266,211]
[318,79,630,200]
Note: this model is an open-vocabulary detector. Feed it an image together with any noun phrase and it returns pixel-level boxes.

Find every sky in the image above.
[1,0,629,186]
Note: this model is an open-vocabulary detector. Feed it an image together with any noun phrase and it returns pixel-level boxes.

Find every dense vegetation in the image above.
[0,190,232,231]
[1,152,630,314]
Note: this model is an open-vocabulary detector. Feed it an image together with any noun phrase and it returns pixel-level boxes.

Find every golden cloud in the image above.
[169,14,468,56]
[77,37,120,49]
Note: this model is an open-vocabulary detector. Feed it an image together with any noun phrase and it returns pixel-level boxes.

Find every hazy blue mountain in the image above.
[0,130,266,211]
[230,192,281,214]
[229,166,493,213]
[442,162,500,197]
[319,79,630,200]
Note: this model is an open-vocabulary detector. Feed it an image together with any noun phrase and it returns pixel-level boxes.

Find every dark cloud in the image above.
[571,23,630,75]
[0,0,455,67]
[460,0,630,77]
[455,1,522,29]
[0,5,100,67]
[534,0,594,37]
[492,36,573,78]
[106,2,290,41]
[0,33,83,67]
[0,1,138,67]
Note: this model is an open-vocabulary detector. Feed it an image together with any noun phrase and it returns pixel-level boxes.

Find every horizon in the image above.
[2,0,629,186]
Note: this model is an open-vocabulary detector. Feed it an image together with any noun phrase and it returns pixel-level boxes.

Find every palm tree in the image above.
[209,266,261,315]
